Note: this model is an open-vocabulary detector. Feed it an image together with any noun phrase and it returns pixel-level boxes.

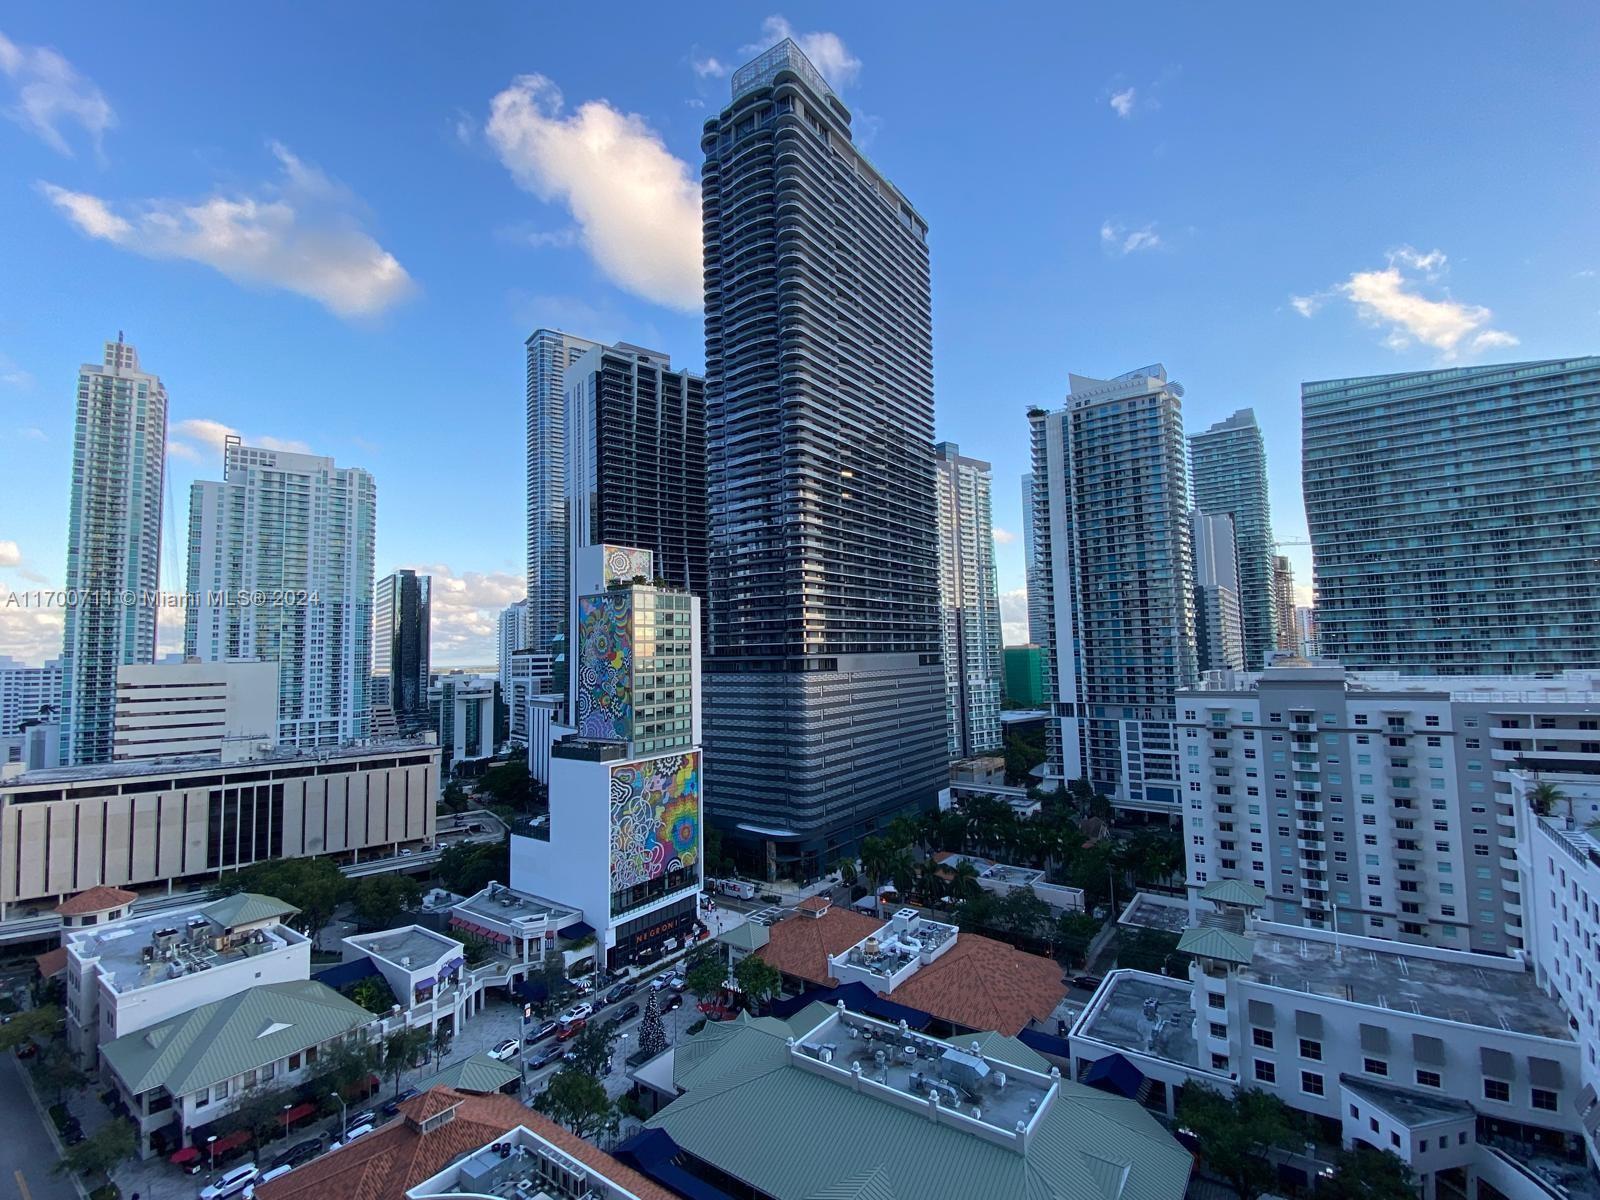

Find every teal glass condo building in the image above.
[1303,357,1600,673]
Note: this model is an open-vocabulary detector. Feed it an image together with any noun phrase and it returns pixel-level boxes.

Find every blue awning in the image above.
[513,977,549,1003]
[1018,1028,1073,1061]
[769,983,932,1030]
[415,977,437,990]
[313,958,383,990]
[1084,1052,1145,1099]
[614,1129,737,1200]
[559,920,595,939]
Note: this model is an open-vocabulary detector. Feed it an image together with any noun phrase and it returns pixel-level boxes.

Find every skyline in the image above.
[3,5,1599,666]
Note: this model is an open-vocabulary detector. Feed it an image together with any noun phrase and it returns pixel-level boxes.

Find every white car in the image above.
[560,1002,594,1024]
[329,1123,374,1150]
[199,1163,259,1200]
[488,1038,521,1061]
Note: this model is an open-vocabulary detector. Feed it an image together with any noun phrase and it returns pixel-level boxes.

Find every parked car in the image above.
[602,981,635,1005]
[759,893,782,905]
[381,1087,420,1118]
[268,1138,323,1172]
[602,1002,640,1028]
[1067,974,1103,991]
[488,1039,521,1061]
[662,992,683,1013]
[524,1020,559,1045]
[559,1001,594,1024]
[666,973,686,992]
[347,1110,376,1129]
[555,1018,587,1041]
[329,1123,373,1150]
[198,1162,259,1200]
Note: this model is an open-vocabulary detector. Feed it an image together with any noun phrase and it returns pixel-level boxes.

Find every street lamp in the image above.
[329,1091,347,1138]
[281,1102,292,1141]
[206,1134,217,1169]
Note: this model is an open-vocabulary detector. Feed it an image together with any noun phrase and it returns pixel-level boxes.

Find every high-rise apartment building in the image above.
[1,657,63,737]
[1020,472,1048,646]
[934,442,1003,759]
[374,569,431,734]
[700,39,945,873]
[1192,510,1245,672]
[525,329,603,656]
[1189,409,1276,669]
[184,440,377,748]
[497,600,529,697]
[1029,366,1195,811]
[1271,555,1297,651]
[564,342,707,610]
[59,336,168,766]
[1178,662,1600,956]
[1303,357,1600,673]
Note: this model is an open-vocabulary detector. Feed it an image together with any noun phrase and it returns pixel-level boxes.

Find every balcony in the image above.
[1498,835,1519,851]
[1297,836,1327,851]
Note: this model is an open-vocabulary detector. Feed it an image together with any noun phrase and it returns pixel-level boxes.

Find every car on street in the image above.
[560,1001,594,1023]
[602,981,634,1005]
[381,1086,421,1117]
[347,1110,376,1129]
[555,1018,587,1041]
[330,1123,373,1149]
[488,1039,521,1061]
[198,1162,259,1200]
[524,1019,559,1044]
[268,1138,323,1172]
[666,973,686,991]
[662,992,683,1013]
[602,1001,640,1028]
[1067,974,1103,991]
[529,1042,566,1069]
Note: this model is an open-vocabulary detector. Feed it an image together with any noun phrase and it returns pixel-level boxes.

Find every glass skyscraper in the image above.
[59,336,167,766]
[1029,366,1196,811]
[1189,408,1277,669]
[701,39,945,874]
[374,569,431,734]
[1303,357,1600,673]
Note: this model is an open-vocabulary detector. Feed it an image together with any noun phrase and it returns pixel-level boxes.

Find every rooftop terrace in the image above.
[453,883,578,933]
[1076,971,1201,1068]
[828,908,959,991]
[347,926,461,970]
[407,1123,639,1200]
[68,905,304,994]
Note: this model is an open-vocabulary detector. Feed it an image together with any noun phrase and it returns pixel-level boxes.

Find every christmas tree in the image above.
[637,988,669,1059]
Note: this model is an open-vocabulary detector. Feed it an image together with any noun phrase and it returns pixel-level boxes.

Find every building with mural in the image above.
[513,545,704,970]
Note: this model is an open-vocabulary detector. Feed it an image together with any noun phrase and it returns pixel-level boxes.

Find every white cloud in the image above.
[1289,294,1322,318]
[692,55,729,79]
[0,30,115,157]
[168,417,311,465]
[999,587,1030,647]
[993,527,1016,546]
[0,540,20,567]
[746,17,862,87]
[16,426,45,440]
[38,143,416,318]
[1100,220,1162,255]
[486,75,702,312]
[0,601,63,666]
[0,349,33,389]
[404,563,525,664]
[1109,87,1137,118]
[1317,247,1518,360]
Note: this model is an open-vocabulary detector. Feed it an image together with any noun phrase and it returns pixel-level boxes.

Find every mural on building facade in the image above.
[609,751,700,891]
[602,544,654,586]
[577,593,632,739]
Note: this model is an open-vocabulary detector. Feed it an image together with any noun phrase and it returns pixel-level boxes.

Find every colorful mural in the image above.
[576,593,632,739]
[609,751,701,892]
[602,544,654,585]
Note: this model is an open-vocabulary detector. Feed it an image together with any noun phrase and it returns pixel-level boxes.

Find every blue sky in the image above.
[1,3,1596,665]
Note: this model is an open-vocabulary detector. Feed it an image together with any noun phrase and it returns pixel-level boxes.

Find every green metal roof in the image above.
[717,922,770,953]
[425,1052,521,1095]
[201,892,301,929]
[1176,926,1255,965]
[785,1002,839,1038]
[648,1017,1192,1200]
[101,980,371,1098]
[1197,879,1266,909]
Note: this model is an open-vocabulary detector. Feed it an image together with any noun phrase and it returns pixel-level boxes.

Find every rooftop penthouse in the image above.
[791,1006,1060,1152]
[1189,664,1600,705]
[826,908,958,994]
[405,1119,650,1200]
[450,883,580,946]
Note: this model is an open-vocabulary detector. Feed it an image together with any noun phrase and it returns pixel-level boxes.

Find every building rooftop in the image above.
[1240,932,1575,1038]
[1184,666,1600,705]
[1118,893,1192,935]
[452,883,578,933]
[55,884,138,916]
[420,1052,521,1096]
[4,736,438,787]
[66,897,306,995]
[935,852,1044,888]
[347,926,461,971]
[201,892,300,928]
[1076,972,1202,1069]
[1340,1076,1474,1126]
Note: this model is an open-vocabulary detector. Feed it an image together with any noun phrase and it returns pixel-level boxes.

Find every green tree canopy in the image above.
[733,953,782,1010]
[563,1020,618,1077]
[222,1084,302,1142]
[1177,1084,1303,1200]
[213,857,348,945]
[0,1004,62,1051]
[534,1069,615,1140]
[1320,1144,1419,1200]
[33,1040,87,1102]
[685,951,729,1000]
[56,1117,136,1183]
[436,841,508,896]
[383,1026,431,1097]
[1056,910,1102,966]
[351,874,422,929]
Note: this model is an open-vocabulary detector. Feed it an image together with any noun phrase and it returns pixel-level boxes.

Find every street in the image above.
[1,1052,83,1200]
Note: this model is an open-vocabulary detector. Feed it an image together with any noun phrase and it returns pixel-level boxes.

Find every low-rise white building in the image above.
[113,660,278,762]
[933,851,1085,913]
[341,925,467,1033]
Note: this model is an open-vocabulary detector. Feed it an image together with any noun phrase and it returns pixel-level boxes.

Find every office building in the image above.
[701,39,945,873]
[496,599,529,699]
[184,439,377,748]
[1177,661,1600,955]
[1003,645,1047,709]
[565,341,707,609]
[0,738,439,917]
[512,545,703,969]
[59,336,168,766]
[1303,357,1600,673]
[507,648,553,745]
[1020,473,1048,646]
[374,569,431,734]
[0,656,63,736]
[1,721,60,771]
[429,673,496,771]
[935,442,1004,759]
[526,329,603,656]
[113,660,277,762]
[1272,555,1297,651]
[1189,409,1276,669]
[1028,366,1196,811]
[1192,510,1245,672]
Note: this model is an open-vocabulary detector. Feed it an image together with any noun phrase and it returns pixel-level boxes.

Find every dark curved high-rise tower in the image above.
[700,40,944,877]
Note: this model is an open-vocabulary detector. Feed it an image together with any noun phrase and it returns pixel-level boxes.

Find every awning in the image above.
[415,977,437,991]
[1084,1052,1145,1099]
[445,956,465,971]
[284,1102,317,1125]
[614,1129,738,1200]
[1529,1057,1563,1088]
[1413,1035,1445,1066]
[211,1129,252,1154]
[169,1147,200,1165]
[1359,1023,1389,1053]
[559,920,595,939]
[1248,999,1275,1027]
[1481,1047,1515,1079]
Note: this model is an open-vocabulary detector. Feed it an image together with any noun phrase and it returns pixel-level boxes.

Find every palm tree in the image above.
[860,837,895,916]
[1528,781,1565,817]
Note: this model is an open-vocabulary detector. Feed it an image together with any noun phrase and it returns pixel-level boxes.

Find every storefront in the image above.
[609,896,698,970]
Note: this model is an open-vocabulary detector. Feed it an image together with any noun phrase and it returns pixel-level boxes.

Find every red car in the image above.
[555,1018,587,1041]
[14,1042,37,1059]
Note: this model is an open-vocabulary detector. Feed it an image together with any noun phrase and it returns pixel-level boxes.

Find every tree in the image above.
[733,954,782,1011]
[685,952,729,1000]
[213,857,348,947]
[315,1037,381,1100]
[32,1041,86,1102]
[0,1004,61,1051]
[437,841,508,897]
[222,1085,301,1143]
[859,836,895,914]
[1528,781,1565,817]
[563,1020,617,1077]
[1177,1084,1302,1200]
[835,858,858,888]
[383,1026,431,1098]
[430,1022,454,1063]
[533,1069,615,1140]
[1117,927,1189,976]
[1056,911,1101,966]
[1319,1144,1418,1200]
[479,758,536,811]
[56,1117,135,1185]
[636,990,669,1059]
[349,975,399,1015]
[351,875,422,929]
[997,888,1052,943]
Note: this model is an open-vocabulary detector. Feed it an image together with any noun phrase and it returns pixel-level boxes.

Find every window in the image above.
[1210,1023,1228,1040]
[1252,1028,1274,1049]
[1416,1070,1441,1088]
[1212,1054,1230,1071]
[1532,1089,1558,1112]
[1254,1060,1277,1084]
[1483,1079,1510,1102]
[1364,1058,1389,1077]
[1301,1071,1324,1096]
[1208,992,1225,1009]
[1298,1037,1322,1060]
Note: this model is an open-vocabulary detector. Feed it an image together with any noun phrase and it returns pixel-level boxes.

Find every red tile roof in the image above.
[755,907,882,986]
[34,947,67,979]
[795,895,832,915]
[55,885,137,916]
[254,1087,675,1200]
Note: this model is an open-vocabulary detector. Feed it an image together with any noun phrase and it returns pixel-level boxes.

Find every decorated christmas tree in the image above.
[637,988,669,1059]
